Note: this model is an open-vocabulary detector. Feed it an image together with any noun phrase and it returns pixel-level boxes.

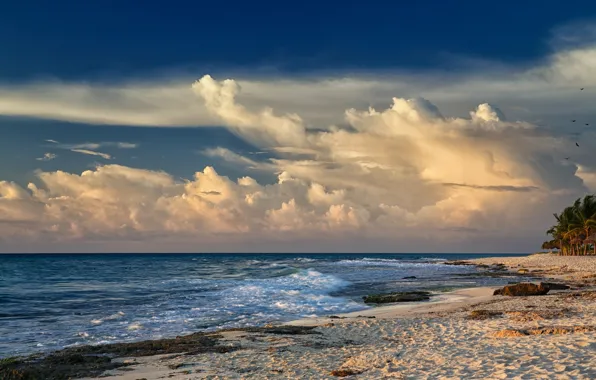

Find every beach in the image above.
[4,254,596,379]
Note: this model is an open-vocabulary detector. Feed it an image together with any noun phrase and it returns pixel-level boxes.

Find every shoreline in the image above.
[286,286,498,327]
[3,253,596,379]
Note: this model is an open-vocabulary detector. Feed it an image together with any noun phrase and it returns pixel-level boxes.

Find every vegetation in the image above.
[543,194,596,255]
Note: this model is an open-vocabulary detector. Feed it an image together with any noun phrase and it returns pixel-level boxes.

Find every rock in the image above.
[330,369,361,377]
[402,276,417,279]
[363,291,431,304]
[493,283,549,296]
[444,260,473,266]
[517,268,529,274]
[466,310,503,320]
[540,282,570,290]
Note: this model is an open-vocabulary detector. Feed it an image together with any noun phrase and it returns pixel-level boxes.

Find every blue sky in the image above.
[3,0,596,80]
[1,1,596,252]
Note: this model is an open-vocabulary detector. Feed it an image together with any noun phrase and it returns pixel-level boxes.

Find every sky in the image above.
[2,1,596,253]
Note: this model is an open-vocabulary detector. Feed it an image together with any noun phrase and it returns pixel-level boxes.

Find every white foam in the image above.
[127,323,143,330]
[213,269,361,321]
[294,258,316,262]
[335,258,439,268]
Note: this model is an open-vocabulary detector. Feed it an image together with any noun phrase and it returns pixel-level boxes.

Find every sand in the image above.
[81,255,596,379]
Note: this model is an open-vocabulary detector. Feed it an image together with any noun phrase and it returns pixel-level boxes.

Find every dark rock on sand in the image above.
[330,368,362,377]
[0,325,322,380]
[540,282,570,290]
[0,353,128,380]
[444,260,474,266]
[492,263,508,269]
[363,291,431,304]
[0,331,239,380]
[221,325,321,335]
[466,310,503,320]
[493,283,550,296]
[402,276,417,279]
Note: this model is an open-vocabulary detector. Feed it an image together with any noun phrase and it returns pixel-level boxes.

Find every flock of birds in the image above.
[565,88,586,161]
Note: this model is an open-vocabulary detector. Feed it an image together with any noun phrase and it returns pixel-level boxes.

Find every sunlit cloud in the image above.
[0,72,592,252]
[70,149,112,160]
[36,153,57,161]
[2,24,596,252]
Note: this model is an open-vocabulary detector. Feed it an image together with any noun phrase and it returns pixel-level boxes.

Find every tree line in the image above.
[542,195,596,255]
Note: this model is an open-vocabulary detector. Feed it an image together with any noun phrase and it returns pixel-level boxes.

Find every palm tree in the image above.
[571,195,596,255]
[545,194,596,255]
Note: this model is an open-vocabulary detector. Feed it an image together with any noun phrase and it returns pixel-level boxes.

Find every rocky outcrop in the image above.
[444,260,474,266]
[362,291,431,304]
[540,282,570,290]
[493,283,550,296]
[330,368,361,377]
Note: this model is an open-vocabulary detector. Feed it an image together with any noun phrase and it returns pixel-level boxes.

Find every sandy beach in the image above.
[5,254,596,379]
[79,254,596,379]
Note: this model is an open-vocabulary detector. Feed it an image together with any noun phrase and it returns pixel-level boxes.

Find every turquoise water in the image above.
[0,253,526,357]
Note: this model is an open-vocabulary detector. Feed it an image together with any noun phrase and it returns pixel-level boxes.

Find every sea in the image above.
[0,253,528,357]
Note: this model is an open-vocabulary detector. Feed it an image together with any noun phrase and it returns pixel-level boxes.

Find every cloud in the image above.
[56,142,138,150]
[43,142,137,161]
[70,149,112,160]
[3,23,596,252]
[2,25,596,131]
[36,153,57,161]
[441,183,540,192]
[202,147,275,171]
[0,75,591,252]
[116,142,138,149]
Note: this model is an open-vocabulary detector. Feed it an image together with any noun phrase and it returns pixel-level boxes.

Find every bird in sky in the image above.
[572,120,576,122]
[576,142,580,147]
[581,88,585,91]
[586,123,590,126]
[565,157,570,160]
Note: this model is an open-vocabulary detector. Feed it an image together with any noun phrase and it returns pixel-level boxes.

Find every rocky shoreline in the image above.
[0,326,321,380]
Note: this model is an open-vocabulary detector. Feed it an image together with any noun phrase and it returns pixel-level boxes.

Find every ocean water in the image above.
[0,253,526,357]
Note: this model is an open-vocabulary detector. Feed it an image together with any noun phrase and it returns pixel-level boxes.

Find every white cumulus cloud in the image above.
[0,75,592,252]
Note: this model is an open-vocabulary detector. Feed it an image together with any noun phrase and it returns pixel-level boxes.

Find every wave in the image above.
[334,258,443,268]
[215,269,356,317]
[293,258,317,262]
